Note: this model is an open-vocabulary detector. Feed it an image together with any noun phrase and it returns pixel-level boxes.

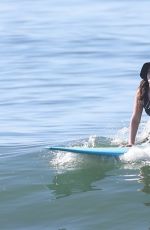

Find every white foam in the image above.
[112,120,150,146]
[83,135,97,147]
[112,127,129,145]
[120,145,150,163]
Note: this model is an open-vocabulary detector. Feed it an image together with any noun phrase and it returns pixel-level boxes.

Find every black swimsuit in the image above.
[144,93,150,116]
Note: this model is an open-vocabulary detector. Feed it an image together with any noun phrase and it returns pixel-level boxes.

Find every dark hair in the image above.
[138,62,150,101]
[138,79,149,101]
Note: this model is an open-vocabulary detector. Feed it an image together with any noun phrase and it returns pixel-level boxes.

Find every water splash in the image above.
[112,120,150,146]
[137,120,150,144]
[49,151,82,173]
[81,135,111,147]
[49,123,150,167]
[111,127,129,146]
[120,145,150,163]
[49,135,115,172]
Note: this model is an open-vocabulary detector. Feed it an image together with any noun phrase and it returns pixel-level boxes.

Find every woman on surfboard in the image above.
[128,62,150,146]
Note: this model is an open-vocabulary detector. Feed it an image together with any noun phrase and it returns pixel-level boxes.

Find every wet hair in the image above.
[138,79,149,101]
[137,62,150,102]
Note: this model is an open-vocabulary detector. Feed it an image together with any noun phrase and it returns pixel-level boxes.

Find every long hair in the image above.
[138,79,149,101]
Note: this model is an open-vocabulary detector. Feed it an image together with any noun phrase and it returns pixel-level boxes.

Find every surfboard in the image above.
[47,146,128,157]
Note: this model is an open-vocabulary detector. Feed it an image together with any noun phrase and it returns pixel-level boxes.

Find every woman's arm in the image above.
[128,89,143,146]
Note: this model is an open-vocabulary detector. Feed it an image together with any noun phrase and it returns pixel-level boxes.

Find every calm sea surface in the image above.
[0,0,150,229]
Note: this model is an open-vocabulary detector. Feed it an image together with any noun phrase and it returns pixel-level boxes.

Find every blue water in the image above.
[0,0,150,229]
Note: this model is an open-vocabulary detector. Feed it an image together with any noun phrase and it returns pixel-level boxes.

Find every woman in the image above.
[128,62,150,146]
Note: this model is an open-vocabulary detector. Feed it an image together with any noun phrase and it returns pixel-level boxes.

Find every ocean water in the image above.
[0,0,150,229]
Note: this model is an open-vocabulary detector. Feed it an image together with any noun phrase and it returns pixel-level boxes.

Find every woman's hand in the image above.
[126,144,133,147]
[120,143,133,147]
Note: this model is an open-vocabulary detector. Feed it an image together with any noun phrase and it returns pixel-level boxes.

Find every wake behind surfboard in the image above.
[47,146,128,157]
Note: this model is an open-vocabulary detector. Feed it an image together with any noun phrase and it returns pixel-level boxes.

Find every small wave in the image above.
[49,135,117,172]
